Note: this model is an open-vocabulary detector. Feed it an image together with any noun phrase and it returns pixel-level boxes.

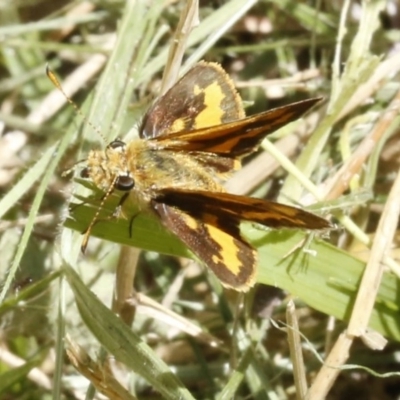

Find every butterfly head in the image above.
[82,139,135,193]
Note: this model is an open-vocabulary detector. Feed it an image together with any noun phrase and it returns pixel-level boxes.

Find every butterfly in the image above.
[75,61,330,291]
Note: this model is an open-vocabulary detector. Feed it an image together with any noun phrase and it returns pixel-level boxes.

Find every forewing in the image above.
[155,188,331,230]
[151,98,321,157]
[153,202,256,291]
[140,62,244,139]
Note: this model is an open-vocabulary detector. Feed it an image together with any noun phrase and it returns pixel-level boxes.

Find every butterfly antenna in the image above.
[46,65,107,143]
[81,176,117,253]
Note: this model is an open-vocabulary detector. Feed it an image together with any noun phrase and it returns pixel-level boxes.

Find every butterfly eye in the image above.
[108,139,126,150]
[115,175,135,191]
[80,168,90,178]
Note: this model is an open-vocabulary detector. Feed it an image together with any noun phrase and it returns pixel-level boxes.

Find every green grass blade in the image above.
[64,264,195,400]
[65,195,400,341]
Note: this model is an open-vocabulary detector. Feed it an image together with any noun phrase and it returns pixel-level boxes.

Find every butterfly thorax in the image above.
[126,140,224,198]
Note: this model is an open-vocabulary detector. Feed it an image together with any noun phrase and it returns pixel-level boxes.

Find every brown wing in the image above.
[154,188,331,230]
[152,189,329,290]
[151,98,321,157]
[153,202,256,291]
[140,62,244,139]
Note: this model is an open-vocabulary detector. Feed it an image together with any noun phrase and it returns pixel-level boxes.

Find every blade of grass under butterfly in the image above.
[65,197,400,341]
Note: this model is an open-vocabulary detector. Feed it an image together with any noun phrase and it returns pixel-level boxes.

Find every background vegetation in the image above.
[0,0,400,399]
